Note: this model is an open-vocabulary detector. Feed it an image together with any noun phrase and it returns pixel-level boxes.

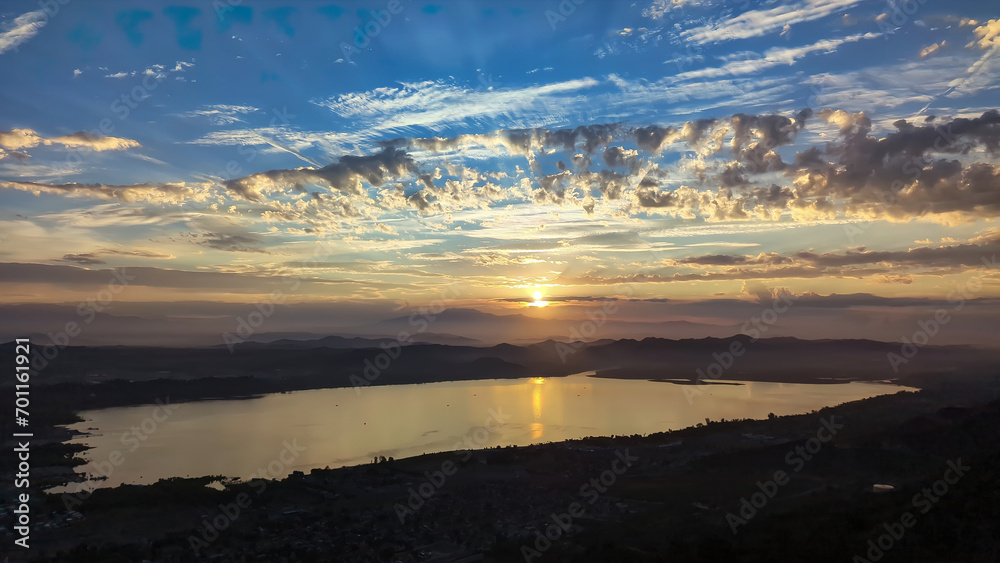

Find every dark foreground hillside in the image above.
[11,373,1000,562]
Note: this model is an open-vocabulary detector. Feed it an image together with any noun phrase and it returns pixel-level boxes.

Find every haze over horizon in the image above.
[2,0,999,346]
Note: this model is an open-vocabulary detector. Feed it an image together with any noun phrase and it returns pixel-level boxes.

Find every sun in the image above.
[529,288,549,307]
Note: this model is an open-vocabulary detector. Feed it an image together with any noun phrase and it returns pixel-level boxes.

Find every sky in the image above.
[1,0,999,345]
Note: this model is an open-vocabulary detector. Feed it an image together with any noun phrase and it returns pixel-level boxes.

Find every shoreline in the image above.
[18,379,1000,561]
[45,375,916,494]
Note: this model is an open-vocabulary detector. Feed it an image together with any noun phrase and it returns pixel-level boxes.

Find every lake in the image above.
[53,374,911,492]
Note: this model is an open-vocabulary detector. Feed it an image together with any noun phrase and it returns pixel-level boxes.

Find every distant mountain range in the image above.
[11,332,999,412]
[234,332,482,348]
[4,303,999,353]
[1,303,740,347]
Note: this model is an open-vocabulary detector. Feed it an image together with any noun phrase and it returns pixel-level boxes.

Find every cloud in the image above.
[14,108,997,239]
[0,262,347,292]
[100,248,175,259]
[51,132,141,151]
[213,109,1000,227]
[967,18,1000,51]
[553,266,842,286]
[0,10,46,55]
[918,41,946,58]
[0,150,30,162]
[787,110,1000,220]
[187,231,267,253]
[1,180,213,203]
[58,247,175,265]
[103,61,192,81]
[947,19,1000,100]
[60,253,106,265]
[659,235,1000,284]
[393,123,628,163]
[794,237,1000,269]
[681,0,863,44]
[679,252,791,266]
[675,33,879,80]
[0,128,141,157]
[642,0,699,20]
[224,147,417,202]
[740,281,793,305]
[178,104,260,125]
[312,77,601,145]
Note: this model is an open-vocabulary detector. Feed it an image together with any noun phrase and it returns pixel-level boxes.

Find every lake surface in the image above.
[54,374,911,492]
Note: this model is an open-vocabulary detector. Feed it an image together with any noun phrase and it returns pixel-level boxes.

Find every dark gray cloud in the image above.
[668,234,999,273]
[191,232,267,253]
[224,147,417,201]
[796,236,1000,268]
[57,248,173,265]
[602,146,639,170]
[633,125,673,153]
[678,252,790,266]
[0,262,356,291]
[60,253,106,265]
[0,180,208,203]
[787,110,1000,218]
[635,182,676,208]
[218,110,1000,223]
[731,112,801,155]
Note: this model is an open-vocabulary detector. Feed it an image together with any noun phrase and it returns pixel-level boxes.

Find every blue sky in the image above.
[1,0,999,341]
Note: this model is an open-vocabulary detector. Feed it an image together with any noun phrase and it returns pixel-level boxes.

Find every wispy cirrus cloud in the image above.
[0,10,46,55]
[177,104,261,125]
[681,0,864,44]
[311,78,601,142]
[675,32,880,80]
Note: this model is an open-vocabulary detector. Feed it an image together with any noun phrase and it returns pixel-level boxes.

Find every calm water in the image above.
[54,374,910,492]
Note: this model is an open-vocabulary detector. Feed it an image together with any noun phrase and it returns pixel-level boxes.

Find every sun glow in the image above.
[529,289,549,307]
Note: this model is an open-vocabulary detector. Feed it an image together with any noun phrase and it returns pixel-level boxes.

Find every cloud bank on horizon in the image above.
[1,0,998,343]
